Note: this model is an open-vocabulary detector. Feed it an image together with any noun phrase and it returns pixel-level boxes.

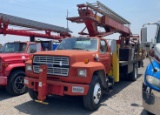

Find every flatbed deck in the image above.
[119,58,143,66]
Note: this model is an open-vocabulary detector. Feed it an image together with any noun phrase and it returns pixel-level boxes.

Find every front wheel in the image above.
[130,63,138,81]
[6,70,28,96]
[83,75,102,111]
[28,89,38,100]
[145,110,154,115]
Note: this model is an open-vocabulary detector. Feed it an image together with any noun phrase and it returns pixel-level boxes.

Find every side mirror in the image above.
[141,27,147,43]
[141,27,151,51]
[109,40,116,53]
[154,43,160,57]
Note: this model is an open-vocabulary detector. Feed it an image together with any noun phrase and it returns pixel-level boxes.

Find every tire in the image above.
[146,110,154,115]
[145,109,155,115]
[83,75,102,111]
[130,63,138,81]
[28,88,38,100]
[6,70,28,96]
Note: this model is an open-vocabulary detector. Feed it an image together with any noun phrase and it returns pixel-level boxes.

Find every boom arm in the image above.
[0,13,71,40]
[67,1,131,37]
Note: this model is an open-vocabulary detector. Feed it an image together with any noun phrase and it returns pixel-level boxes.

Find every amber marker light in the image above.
[29,55,33,60]
[84,59,89,64]
[4,63,8,68]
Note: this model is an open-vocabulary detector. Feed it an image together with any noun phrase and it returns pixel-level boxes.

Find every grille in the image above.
[33,56,69,76]
[33,65,69,76]
[33,56,69,65]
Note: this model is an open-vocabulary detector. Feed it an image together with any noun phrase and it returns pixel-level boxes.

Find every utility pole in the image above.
[67,10,69,29]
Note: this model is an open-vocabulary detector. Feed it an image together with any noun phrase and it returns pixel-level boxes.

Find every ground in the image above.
[0,59,150,115]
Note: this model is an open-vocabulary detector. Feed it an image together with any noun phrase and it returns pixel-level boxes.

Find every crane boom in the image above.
[86,1,130,25]
[67,1,132,37]
[0,13,70,33]
[0,13,71,39]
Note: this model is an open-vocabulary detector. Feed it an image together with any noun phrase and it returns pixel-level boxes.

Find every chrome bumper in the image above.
[142,83,160,115]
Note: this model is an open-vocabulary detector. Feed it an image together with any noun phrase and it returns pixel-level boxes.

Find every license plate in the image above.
[39,82,42,87]
[24,79,29,85]
[72,86,84,93]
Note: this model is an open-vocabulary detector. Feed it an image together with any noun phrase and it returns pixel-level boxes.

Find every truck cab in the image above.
[142,22,160,115]
[24,36,113,110]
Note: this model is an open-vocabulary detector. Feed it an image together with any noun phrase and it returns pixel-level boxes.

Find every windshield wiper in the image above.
[14,51,24,53]
[73,48,89,51]
[57,48,65,50]
[73,48,84,50]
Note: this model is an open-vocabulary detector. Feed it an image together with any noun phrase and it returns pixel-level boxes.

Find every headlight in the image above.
[26,64,32,71]
[146,75,160,88]
[78,69,87,77]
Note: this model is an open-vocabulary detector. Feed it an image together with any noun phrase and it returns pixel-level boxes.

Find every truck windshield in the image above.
[57,37,98,51]
[0,43,27,53]
[156,26,160,43]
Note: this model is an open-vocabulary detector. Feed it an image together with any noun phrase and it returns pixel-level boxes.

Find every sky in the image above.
[0,0,160,44]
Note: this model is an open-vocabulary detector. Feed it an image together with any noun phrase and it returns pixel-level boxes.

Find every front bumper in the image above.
[0,76,7,86]
[24,77,89,96]
[142,83,160,115]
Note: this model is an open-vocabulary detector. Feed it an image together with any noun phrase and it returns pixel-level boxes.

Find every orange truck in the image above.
[24,1,143,110]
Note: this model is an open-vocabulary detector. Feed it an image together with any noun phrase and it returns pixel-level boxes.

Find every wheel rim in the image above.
[93,83,101,104]
[13,75,25,92]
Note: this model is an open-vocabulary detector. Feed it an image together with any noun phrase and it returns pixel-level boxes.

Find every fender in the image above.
[4,63,25,77]
[145,60,160,91]
[145,60,160,77]
[72,62,106,83]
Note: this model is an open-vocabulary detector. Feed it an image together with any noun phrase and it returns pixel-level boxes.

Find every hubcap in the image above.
[14,76,25,92]
[93,83,101,104]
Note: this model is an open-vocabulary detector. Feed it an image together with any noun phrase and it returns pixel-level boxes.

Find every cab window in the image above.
[27,44,37,53]
[100,40,108,53]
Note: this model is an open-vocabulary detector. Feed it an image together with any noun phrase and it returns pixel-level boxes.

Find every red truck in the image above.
[24,1,143,110]
[0,13,70,96]
[0,41,43,95]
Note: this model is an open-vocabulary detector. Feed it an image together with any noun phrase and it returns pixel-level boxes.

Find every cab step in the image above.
[35,100,48,105]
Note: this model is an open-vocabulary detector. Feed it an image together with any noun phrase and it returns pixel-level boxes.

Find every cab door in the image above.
[99,39,111,73]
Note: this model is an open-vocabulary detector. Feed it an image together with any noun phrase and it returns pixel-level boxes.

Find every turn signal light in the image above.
[84,59,89,64]
[29,55,33,60]
[4,63,8,68]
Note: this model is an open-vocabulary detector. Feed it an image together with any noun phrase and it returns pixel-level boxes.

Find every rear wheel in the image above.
[130,63,138,81]
[83,75,102,111]
[6,70,28,96]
